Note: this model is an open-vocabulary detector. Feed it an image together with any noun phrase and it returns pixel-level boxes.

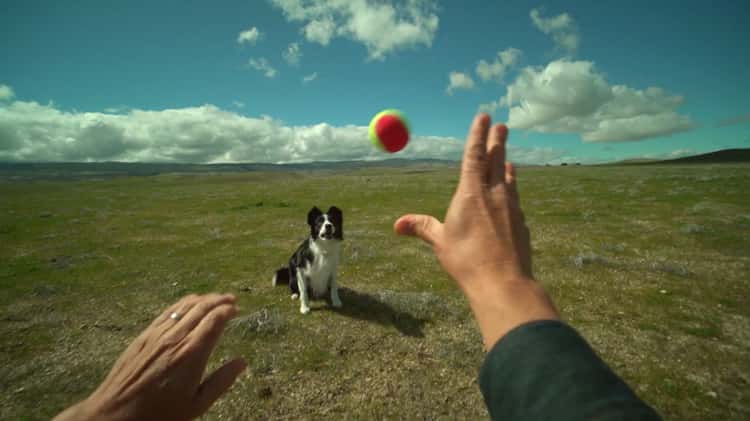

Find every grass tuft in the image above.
[647,260,691,277]
[571,252,612,268]
[229,308,286,337]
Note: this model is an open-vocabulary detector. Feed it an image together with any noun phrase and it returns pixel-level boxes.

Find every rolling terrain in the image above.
[1,162,749,419]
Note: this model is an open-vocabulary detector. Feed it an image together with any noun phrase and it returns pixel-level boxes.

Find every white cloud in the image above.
[103,106,128,114]
[302,72,318,83]
[628,148,696,161]
[0,84,15,101]
[0,99,563,164]
[283,42,302,65]
[303,18,336,45]
[237,27,262,45]
[501,60,612,128]
[477,100,501,115]
[530,8,579,55]
[476,48,521,82]
[498,60,694,142]
[247,58,278,78]
[506,145,565,165]
[667,148,695,158]
[269,0,440,60]
[445,72,475,95]
[232,101,246,108]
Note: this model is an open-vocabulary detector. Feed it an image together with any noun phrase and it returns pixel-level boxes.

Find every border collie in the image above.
[272,206,343,314]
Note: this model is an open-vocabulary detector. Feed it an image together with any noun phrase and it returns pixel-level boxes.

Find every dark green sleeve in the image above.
[478,320,661,420]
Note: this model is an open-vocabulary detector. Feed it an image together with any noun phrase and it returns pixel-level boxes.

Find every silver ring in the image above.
[170,312,181,321]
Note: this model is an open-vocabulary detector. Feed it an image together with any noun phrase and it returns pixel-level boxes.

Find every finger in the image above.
[460,113,491,189]
[103,295,234,385]
[182,303,238,368]
[505,162,519,203]
[192,358,247,417]
[104,294,206,381]
[169,294,236,339]
[486,124,508,185]
[505,161,516,185]
[394,214,443,246]
[151,294,201,328]
[141,295,204,345]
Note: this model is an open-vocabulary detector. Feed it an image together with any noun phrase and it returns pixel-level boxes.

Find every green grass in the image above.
[1,164,749,420]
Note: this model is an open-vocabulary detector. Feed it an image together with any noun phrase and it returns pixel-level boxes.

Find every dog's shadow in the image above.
[328,287,426,338]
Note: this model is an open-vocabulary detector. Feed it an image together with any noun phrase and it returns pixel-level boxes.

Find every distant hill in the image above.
[659,148,750,164]
[611,158,660,165]
[0,159,458,181]
[611,148,750,166]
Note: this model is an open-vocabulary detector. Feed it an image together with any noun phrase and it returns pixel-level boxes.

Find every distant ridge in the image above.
[0,158,458,181]
[659,148,750,164]
[614,148,750,165]
[611,158,660,165]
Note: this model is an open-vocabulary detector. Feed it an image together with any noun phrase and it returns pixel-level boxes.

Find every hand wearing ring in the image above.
[54,293,246,421]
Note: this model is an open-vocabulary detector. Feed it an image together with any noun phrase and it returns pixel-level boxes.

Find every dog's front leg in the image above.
[296,271,311,314]
[330,273,342,308]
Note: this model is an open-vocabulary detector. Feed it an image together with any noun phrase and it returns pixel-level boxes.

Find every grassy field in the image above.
[1,163,748,420]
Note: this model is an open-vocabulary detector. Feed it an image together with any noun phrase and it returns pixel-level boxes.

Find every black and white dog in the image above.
[273,206,343,314]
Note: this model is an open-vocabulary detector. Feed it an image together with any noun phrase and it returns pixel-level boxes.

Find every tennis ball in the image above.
[369,109,410,153]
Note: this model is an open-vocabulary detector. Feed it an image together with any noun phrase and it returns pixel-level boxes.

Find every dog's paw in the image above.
[291,293,299,300]
[300,305,311,314]
[332,298,343,308]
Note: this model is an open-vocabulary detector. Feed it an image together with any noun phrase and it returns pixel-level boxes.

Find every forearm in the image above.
[479,320,661,420]
[461,276,559,350]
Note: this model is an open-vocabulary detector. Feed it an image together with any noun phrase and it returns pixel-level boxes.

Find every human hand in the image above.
[55,294,246,421]
[394,113,531,287]
[394,114,557,349]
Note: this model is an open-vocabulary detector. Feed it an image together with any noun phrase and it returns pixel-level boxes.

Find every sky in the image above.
[1,0,748,164]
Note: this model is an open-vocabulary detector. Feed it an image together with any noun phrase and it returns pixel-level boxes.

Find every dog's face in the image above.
[307,206,343,241]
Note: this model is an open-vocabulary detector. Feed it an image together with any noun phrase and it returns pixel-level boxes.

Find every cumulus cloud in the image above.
[498,60,694,142]
[477,100,501,115]
[103,106,129,114]
[283,42,302,65]
[530,8,579,55]
[507,145,565,165]
[303,18,336,45]
[445,72,475,95]
[237,27,262,45]
[247,58,278,78]
[0,97,562,164]
[0,84,14,101]
[302,72,318,83]
[476,48,522,82]
[667,148,695,158]
[0,100,453,163]
[269,0,439,60]
[628,148,696,161]
[502,60,612,127]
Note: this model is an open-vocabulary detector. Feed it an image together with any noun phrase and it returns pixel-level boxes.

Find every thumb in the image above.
[193,358,247,417]
[394,214,443,246]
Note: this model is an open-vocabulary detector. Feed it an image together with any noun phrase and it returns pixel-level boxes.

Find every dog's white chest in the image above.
[307,242,340,297]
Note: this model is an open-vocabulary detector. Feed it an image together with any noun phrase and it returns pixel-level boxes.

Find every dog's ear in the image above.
[327,206,342,223]
[327,206,343,239]
[307,206,322,226]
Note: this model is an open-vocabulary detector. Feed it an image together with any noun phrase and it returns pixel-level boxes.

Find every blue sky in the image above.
[1,0,748,164]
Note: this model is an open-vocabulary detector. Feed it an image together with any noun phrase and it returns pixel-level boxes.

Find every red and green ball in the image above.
[368,109,410,153]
